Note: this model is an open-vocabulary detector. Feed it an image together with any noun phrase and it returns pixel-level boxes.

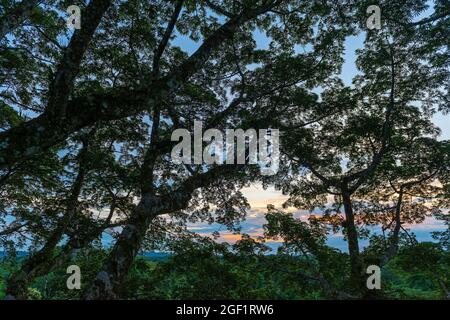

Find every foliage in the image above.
[0,0,449,300]
[0,237,449,300]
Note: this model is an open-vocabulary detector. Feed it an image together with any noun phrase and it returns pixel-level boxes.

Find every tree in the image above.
[1,0,448,301]
[264,205,350,298]
[0,0,291,168]
[361,138,449,265]
[78,0,355,299]
[275,0,449,295]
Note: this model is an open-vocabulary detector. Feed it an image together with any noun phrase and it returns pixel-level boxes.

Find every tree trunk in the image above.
[382,187,403,265]
[84,195,158,299]
[342,191,365,295]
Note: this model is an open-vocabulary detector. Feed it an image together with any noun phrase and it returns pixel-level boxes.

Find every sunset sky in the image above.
[189,183,448,252]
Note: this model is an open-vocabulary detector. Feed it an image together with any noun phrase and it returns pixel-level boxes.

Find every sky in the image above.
[173,13,450,252]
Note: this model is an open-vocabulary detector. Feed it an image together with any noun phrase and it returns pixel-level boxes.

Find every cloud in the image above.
[183,184,448,252]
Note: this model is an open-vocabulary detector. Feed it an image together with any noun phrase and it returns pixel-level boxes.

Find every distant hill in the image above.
[0,251,28,258]
[140,252,172,261]
[0,251,171,261]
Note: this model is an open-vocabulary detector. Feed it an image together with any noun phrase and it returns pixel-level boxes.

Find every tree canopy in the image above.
[0,0,449,300]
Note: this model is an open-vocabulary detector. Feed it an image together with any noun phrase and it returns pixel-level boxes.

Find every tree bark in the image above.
[84,194,166,299]
[47,0,112,117]
[382,187,403,265]
[341,190,364,295]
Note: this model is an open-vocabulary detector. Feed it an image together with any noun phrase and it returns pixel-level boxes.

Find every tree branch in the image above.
[0,0,285,169]
[0,0,39,40]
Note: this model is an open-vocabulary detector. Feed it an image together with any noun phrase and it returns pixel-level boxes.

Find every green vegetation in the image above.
[1,238,449,300]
